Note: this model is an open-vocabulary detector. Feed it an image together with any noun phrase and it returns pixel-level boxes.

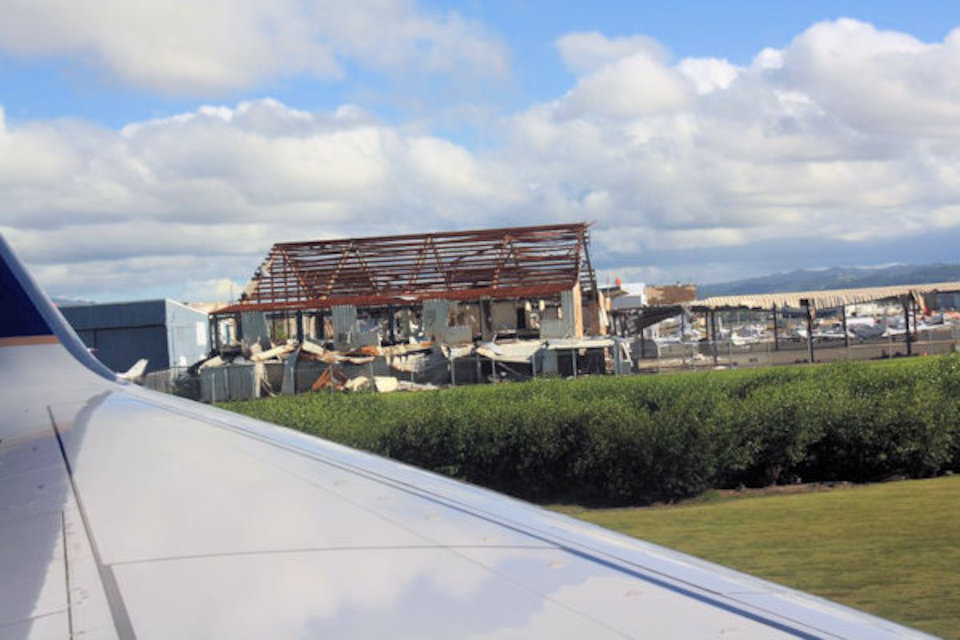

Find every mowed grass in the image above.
[557,475,960,639]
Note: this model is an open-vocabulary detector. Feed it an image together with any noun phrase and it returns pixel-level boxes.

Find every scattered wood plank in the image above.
[250,343,295,362]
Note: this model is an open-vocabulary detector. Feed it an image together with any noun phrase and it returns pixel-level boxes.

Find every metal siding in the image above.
[60,300,167,331]
[331,304,358,350]
[75,329,96,347]
[91,326,168,374]
[164,301,210,368]
[60,300,209,373]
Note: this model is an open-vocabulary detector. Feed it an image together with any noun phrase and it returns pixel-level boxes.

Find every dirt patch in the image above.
[715,481,857,499]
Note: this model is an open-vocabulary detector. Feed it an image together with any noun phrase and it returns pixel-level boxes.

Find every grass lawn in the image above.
[557,476,960,639]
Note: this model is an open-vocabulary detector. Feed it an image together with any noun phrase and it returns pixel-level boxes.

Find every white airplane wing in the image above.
[0,236,935,639]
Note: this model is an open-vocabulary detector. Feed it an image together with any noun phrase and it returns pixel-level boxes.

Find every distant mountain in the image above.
[698,264,960,298]
[52,296,96,307]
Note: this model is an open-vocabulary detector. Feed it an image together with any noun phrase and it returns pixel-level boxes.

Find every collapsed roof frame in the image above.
[690,282,960,312]
[219,223,597,313]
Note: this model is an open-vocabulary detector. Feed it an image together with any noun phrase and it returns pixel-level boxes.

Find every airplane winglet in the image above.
[0,235,117,380]
[0,238,54,341]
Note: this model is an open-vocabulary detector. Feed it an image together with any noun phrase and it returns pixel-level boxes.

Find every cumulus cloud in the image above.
[510,21,960,269]
[314,0,508,77]
[558,51,691,119]
[0,98,521,298]
[182,278,245,303]
[780,19,960,136]
[677,58,740,95]
[5,19,960,298]
[556,32,666,75]
[553,32,689,119]
[0,0,508,94]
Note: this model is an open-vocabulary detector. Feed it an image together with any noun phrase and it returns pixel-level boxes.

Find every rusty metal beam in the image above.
[233,222,594,312]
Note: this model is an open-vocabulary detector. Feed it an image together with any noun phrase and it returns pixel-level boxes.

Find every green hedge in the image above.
[219,354,960,506]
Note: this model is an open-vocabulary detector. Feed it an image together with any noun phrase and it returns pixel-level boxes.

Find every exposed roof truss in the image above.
[226,223,594,312]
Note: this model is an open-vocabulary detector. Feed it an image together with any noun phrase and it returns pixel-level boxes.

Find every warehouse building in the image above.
[61,299,210,374]
[214,222,603,348]
[193,223,622,399]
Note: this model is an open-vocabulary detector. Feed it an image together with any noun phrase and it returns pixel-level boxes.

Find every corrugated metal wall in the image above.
[165,301,210,368]
[61,300,209,374]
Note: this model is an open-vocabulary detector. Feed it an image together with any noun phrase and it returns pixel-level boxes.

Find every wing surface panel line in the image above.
[61,511,73,637]
[46,405,136,640]
[0,610,68,632]
[104,544,558,568]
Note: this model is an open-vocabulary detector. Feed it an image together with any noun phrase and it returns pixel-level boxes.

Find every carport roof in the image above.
[691,281,960,311]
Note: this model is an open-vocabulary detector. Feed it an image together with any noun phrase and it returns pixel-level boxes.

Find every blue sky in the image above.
[7,1,957,127]
[484,1,958,95]
[1,1,960,300]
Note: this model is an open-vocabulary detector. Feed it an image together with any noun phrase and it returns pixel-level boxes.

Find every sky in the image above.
[2,0,960,302]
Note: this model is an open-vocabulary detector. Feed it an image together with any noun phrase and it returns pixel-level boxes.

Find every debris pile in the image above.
[187,332,626,403]
[191,337,454,402]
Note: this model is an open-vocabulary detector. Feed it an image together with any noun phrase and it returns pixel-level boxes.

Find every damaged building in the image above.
[204,222,627,400]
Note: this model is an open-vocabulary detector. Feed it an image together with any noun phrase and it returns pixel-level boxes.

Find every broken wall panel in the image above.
[200,363,266,402]
[331,305,358,351]
[490,301,517,333]
[422,299,474,345]
[540,289,578,339]
[422,299,452,342]
[240,312,270,348]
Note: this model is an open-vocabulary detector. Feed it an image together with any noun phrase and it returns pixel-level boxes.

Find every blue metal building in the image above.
[60,300,210,374]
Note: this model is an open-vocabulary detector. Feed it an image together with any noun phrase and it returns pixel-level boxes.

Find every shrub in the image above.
[220,353,960,506]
